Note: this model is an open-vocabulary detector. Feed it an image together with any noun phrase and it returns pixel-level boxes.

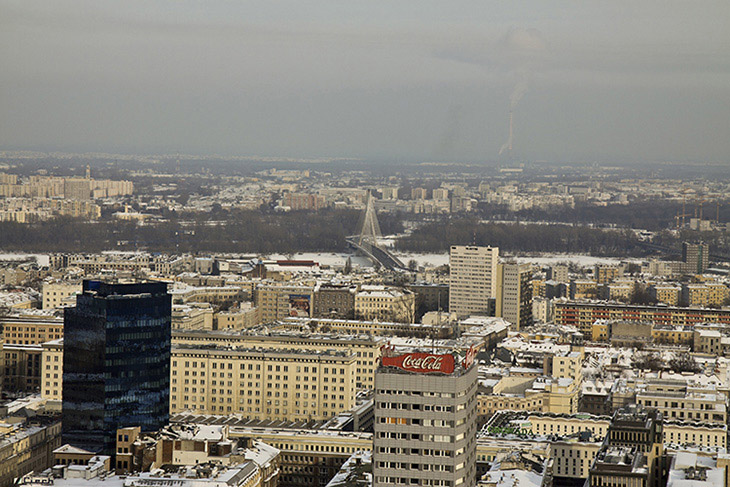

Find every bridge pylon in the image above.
[357,191,382,248]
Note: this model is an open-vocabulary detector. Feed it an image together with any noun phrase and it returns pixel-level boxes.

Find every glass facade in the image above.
[62,280,171,454]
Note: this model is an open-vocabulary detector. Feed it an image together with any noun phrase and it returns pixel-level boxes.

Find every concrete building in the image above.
[681,282,729,307]
[354,286,415,323]
[215,303,261,330]
[373,347,478,487]
[554,301,730,337]
[570,279,599,300]
[2,343,42,393]
[531,296,552,324]
[283,192,327,210]
[313,284,357,319]
[693,325,725,356]
[380,187,399,200]
[605,282,633,302]
[172,328,381,390]
[432,188,449,200]
[496,261,532,329]
[0,413,62,486]
[254,284,315,323]
[63,178,91,201]
[0,315,63,345]
[547,264,569,283]
[170,345,357,421]
[589,405,664,487]
[41,339,63,403]
[113,423,280,485]
[407,283,449,317]
[277,316,454,339]
[589,447,650,487]
[667,451,726,487]
[663,420,727,449]
[594,264,622,284]
[449,245,499,319]
[172,303,215,330]
[168,415,373,487]
[649,285,681,306]
[41,280,81,309]
[635,380,726,425]
[682,242,710,274]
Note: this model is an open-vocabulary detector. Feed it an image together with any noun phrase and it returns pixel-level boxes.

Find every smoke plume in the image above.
[498,28,548,156]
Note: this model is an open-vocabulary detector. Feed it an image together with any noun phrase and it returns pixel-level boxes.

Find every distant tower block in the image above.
[85,165,91,179]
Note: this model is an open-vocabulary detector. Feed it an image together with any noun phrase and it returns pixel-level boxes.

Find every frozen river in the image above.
[265,251,625,269]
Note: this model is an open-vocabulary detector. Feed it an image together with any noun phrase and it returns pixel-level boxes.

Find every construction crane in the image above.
[674,190,693,230]
[716,201,721,223]
[695,198,707,220]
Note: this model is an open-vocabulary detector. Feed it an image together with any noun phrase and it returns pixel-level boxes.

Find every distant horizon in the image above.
[0,146,726,168]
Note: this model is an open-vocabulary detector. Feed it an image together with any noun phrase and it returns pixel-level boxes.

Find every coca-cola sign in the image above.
[382,352,455,374]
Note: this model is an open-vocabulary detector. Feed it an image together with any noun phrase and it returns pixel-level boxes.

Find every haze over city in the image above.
[2,0,730,163]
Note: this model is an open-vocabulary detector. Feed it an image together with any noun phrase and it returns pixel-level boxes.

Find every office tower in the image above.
[63,280,171,454]
[373,347,478,487]
[682,242,709,274]
[497,261,533,329]
[449,245,499,318]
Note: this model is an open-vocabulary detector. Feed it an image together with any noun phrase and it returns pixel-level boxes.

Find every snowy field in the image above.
[0,253,49,266]
[265,251,626,269]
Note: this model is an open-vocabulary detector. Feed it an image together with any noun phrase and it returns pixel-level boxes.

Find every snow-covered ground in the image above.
[513,254,625,266]
[265,252,374,268]
[264,251,626,270]
[0,253,49,266]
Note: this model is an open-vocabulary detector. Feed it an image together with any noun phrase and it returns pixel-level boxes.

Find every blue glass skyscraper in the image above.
[62,280,171,454]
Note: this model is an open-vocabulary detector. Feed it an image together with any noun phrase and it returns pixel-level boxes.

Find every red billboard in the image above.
[382,352,455,374]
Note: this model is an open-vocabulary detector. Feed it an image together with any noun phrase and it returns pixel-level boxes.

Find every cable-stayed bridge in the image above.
[346,193,406,271]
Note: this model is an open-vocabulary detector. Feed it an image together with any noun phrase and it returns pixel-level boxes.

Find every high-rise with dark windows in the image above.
[62,280,171,454]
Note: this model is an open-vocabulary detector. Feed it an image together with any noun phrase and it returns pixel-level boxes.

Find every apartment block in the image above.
[496,261,532,329]
[41,280,81,309]
[170,345,357,421]
[449,245,499,318]
[172,328,381,390]
[554,301,730,337]
[354,286,415,323]
[0,315,64,345]
[649,285,681,306]
[41,339,63,402]
[254,284,315,323]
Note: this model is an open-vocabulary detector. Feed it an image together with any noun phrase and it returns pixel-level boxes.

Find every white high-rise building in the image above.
[373,347,478,487]
[449,245,499,318]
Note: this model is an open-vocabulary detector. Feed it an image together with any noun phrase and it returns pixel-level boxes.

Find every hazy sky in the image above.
[1,1,729,163]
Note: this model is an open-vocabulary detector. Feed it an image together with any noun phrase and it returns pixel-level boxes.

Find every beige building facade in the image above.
[449,245,499,318]
[170,345,357,421]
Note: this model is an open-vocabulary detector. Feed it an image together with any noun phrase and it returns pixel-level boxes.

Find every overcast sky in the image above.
[1,1,729,163]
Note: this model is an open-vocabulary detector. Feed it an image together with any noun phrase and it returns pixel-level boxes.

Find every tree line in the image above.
[396,219,645,255]
[0,210,404,254]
